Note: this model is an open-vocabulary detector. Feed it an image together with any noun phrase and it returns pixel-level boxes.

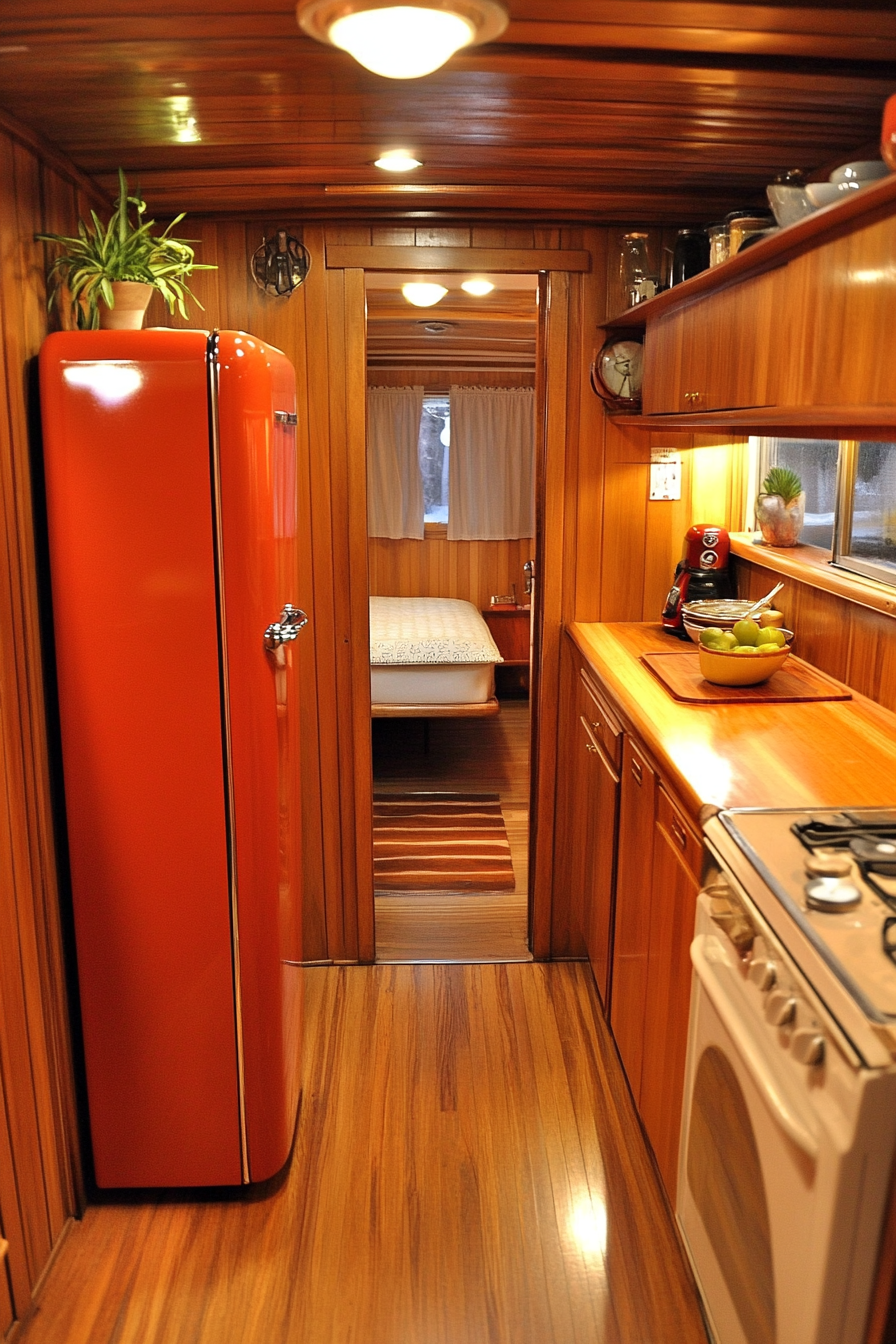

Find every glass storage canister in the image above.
[707,222,729,268]
[725,208,775,257]
[671,228,710,285]
[620,232,658,307]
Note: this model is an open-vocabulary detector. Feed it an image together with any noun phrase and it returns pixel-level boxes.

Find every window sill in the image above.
[424,523,448,540]
[730,533,896,619]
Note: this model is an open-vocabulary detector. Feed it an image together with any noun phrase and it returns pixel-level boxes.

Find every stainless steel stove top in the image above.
[716,807,896,1024]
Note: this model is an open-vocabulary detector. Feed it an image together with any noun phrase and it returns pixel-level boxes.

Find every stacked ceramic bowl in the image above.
[806,160,890,210]
[681,599,762,642]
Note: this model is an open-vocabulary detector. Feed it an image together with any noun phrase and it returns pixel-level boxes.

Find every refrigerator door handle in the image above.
[263,604,308,651]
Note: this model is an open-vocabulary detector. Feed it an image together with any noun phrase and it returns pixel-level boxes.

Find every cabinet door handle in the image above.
[591,718,602,734]
[670,815,688,850]
[585,742,599,754]
[684,390,702,405]
[630,757,643,786]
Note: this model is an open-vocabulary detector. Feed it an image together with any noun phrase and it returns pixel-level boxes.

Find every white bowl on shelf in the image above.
[829,160,889,185]
[806,182,854,208]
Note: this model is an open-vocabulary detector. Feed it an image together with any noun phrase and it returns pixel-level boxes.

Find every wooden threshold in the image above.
[730,533,896,619]
[326,245,592,273]
[371,697,500,718]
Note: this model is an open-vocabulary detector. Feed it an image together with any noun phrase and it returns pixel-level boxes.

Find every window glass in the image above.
[760,438,838,549]
[842,441,896,579]
[419,396,450,524]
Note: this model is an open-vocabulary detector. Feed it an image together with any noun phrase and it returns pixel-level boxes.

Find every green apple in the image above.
[734,645,759,655]
[718,631,738,650]
[732,619,760,645]
[698,628,725,648]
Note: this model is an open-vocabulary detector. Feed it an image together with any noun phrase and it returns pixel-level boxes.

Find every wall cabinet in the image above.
[560,632,704,1199]
[642,270,779,414]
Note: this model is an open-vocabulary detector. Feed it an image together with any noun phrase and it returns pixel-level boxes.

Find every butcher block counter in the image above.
[557,620,896,1200]
[568,621,896,822]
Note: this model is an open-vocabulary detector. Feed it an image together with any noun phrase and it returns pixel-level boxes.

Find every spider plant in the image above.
[36,169,215,329]
[759,465,803,506]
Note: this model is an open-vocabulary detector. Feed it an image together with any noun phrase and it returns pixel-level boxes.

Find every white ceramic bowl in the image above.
[829,160,889,185]
[806,182,854,208]
[766,184,814,228]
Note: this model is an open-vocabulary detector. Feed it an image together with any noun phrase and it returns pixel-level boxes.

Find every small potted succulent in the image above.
[756,465,805,547]
[36,169,214,330]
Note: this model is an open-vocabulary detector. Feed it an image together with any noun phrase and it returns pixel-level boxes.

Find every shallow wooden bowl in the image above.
[698,644,791,686]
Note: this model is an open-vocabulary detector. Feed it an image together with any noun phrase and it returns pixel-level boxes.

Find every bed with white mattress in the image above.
[369,596,503,718]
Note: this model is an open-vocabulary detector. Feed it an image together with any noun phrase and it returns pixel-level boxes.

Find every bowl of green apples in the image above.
[697,619,792,686]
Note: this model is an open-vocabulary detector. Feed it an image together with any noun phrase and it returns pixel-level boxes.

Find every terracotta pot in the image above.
[98,281,154,330]
[756,491,805,547]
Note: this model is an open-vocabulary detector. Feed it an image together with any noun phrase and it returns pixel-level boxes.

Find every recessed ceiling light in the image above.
[296,0,509,80]
[461,278,494,296]
[375,149,422,171]
[402,282,448,307]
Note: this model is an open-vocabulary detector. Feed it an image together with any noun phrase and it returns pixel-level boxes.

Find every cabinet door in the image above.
[643,269,779,414]
[580,718,620,1008]
[638,788,702,1201]
[610,737,657,1103]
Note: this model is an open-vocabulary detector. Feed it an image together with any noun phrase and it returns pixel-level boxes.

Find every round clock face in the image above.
[592,338,644,406]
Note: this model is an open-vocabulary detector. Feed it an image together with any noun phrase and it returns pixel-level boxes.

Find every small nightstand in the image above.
[482,607,531,697]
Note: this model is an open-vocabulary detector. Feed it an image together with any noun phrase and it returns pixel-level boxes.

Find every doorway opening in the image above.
[365,270,539,962]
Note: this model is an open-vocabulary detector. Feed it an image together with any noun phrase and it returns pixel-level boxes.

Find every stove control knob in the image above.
[748,959,776,991]
[791,1029,825,1066]
[805,853,852,879]
[766,990,797,1027]
[805,878,861,912]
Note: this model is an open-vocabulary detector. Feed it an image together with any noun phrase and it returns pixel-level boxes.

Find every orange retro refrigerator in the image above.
[39,329,304,1188]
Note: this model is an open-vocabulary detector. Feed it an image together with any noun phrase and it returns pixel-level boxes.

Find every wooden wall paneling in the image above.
[735,557,896,715]
[571,228,608,622]
[0,130,81,1321]
[530,270,570,959]
[598,419,650,622]
[327,246,591,274]
[368,537,534,611]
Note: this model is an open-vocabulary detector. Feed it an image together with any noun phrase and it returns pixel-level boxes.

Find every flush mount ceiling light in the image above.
[461,277,494,296]
[402,282,448,307]
[296,0,508,79]
[374,149,422,171]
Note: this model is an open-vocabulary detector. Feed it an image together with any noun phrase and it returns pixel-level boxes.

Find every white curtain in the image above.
[448,387,535,541]
[367,385,425,539]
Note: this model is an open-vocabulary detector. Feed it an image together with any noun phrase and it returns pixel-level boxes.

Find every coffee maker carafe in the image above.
[662,525,732,637]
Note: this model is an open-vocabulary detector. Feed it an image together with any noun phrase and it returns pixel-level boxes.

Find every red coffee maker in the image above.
[662,525,732,637]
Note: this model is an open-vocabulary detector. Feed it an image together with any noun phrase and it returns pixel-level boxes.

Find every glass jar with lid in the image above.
[725,208,775,256]
[620,232,659,307]
[706,222,729,268]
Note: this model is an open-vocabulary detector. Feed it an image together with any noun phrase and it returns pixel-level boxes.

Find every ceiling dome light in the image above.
[402,282,448,307]
[297,0,508,80]
[375,149,423,171]
[461,278,494,296]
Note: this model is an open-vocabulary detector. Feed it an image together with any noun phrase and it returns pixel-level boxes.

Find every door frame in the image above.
[322,242,589,962]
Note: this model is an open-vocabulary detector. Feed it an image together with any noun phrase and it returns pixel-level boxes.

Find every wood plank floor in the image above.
[19,963,708,1344]
[372,700,531,962]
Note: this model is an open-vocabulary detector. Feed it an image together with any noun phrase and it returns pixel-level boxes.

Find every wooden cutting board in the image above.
[641,650,853,704]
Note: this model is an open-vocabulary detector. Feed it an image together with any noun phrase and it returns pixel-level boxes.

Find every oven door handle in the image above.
[691,935,820,1162]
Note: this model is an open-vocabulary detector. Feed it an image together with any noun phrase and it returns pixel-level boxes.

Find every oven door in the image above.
[677,889,896,1344]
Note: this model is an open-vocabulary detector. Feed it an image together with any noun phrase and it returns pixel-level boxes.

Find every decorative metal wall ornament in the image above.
[250,230,311,298]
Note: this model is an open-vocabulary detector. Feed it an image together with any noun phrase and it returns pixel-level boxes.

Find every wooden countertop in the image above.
[569,622,896,823]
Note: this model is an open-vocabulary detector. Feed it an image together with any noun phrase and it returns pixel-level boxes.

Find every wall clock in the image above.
[590,338,644,408]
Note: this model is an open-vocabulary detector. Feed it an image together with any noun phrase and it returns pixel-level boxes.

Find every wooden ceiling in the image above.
[366,272,538,367]
[0,2,894,223]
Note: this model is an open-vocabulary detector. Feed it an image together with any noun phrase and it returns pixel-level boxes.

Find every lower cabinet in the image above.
[560,632,705,1201]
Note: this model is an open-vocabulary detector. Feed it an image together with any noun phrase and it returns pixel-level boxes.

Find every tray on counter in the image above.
[640,650,853,704]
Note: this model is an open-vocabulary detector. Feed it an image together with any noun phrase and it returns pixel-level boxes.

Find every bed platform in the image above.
[370,597,503,719]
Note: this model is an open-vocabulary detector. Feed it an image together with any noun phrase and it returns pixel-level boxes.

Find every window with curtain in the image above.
[447,386,535,541]
[367,385,425,539]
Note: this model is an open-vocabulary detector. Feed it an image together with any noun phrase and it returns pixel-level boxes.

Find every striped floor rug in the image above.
[373,792,516,893]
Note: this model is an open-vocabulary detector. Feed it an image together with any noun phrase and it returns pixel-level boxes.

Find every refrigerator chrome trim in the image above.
[206,331,250,1184]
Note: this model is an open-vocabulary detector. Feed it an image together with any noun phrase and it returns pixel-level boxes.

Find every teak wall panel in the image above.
[368,537,534,611]
[0,127,82,1327]
[735,556,896,714]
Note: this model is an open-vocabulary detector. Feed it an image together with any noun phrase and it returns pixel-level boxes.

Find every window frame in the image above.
[753,436,896,591]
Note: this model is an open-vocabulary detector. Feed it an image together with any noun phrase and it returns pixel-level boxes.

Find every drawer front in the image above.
[578,668,622,769]
[656,787,703,881]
